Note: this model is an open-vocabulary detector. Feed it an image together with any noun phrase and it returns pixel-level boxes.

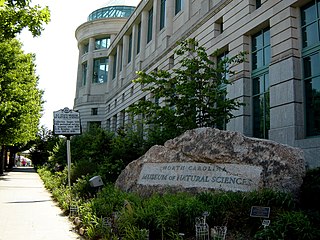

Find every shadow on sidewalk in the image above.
[10,167,36,173]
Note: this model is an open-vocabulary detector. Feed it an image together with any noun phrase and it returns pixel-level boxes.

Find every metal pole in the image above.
[66,136,71,187]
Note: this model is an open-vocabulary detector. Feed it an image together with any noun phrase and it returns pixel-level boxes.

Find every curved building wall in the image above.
[74,0,320,168]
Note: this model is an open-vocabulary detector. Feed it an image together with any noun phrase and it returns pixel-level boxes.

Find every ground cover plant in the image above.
[38,166,320,240]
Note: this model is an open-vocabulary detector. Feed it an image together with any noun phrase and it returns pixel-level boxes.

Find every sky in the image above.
[18,0,141,130]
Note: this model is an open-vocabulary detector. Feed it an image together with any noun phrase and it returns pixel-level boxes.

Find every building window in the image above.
[120,110,126,127]
[169,55,174,69]
[175,0,182,15]
[160,0,166,30]
[112,115,118,131]
[147,8,153,43]
[93,58,108,83]
[91,108,98,115]
[82,62,87,86]
[106,119,111,131]
[122,93,125,102]
[113,51,117,79]
[83,43,89,54]
[128,33,132,63]
[252,28,271,139]
[301,1,320,136]
[95,37,110,50]
[137,22,141,54]
[256,0,261,9]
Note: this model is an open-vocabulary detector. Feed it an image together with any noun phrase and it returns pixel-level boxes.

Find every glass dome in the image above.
[88,5,136,21]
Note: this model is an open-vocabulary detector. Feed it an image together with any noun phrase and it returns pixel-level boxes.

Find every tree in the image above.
[128,38,246,143]
[0,0,50,40]
[28,126,60,166]
[0,38,43,173]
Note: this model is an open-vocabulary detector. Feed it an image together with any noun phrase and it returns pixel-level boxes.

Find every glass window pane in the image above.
[264,73,269,92]
[301,3,317,26]
[253,76,264,95]
[256,49,263,69]
[253,95,264,138]
[264,45,271,66]
[252,33,263,51]
[306,76,320,136]
[302,23,319,48]
[304,56,312,78]
[93,58,108,83]
[303,53,320,78]
[263,29,270,46]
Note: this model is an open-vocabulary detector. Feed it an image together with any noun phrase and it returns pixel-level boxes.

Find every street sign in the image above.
[53,107,81,135]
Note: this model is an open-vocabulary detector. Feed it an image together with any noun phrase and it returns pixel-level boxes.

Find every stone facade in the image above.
[115,128,306,196]
[74,0,320,168]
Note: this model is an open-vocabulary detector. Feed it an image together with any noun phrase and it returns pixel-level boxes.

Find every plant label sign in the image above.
[250,206,270,218]
[53,107,81,135]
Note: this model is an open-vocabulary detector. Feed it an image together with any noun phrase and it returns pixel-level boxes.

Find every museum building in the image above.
[73,0,320,168]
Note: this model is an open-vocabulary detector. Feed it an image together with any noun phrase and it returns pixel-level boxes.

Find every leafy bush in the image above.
[254,211,320,240]
[300,167,320,211]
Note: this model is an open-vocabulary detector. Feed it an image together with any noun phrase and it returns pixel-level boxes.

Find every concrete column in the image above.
[166,0,174,37]
[228,35,251,136]
[122,35,129,77]
[151,0,158,52]
[108,55,114,91]
[85,37,95,96]
[116,44,122,78]
[75,44,84,99]
[268,6,303,145]
[131,24,137,74]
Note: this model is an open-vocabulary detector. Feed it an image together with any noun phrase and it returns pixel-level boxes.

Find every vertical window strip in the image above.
[252,28,271,139]
[301,0,320,136]
[160,0,166,30]
[93,58,108,83]
[147,8,153,43]
[128,33,132,63]
[175,0,182,15]
[137,22,141,54]
[113,51,117,79]
[82,62,87,86]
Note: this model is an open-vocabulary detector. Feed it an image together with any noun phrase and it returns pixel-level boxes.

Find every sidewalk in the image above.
[0,167,82,240]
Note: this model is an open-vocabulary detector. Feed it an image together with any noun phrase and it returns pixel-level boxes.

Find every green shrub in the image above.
[254,211,320,240]
[300,167,320,211]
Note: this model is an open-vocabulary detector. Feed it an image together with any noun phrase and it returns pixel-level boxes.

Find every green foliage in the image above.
[0,38,43,145]
[128,38,246,141]
[38,166,320,240]
[0,0,50,40]
[300,167,320,211]
[254,211,320,240]
[28,126,60,166]
[49,127,146,186]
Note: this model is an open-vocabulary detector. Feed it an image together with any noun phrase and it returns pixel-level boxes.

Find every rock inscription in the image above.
[115,128,306,196]
[138,163,262,192]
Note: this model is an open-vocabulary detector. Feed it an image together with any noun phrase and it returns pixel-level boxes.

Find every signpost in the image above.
[53,107,81,187]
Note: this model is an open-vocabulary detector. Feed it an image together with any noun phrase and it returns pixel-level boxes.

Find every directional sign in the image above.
[53,107,81,135]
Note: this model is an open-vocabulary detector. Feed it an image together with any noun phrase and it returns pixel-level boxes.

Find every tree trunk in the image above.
[0,145,5,175]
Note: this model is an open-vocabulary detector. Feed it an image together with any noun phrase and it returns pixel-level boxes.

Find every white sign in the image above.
[53,107,81,135]
[138,162,262,192]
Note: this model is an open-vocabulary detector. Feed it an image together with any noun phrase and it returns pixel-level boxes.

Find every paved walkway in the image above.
[0,167,82,240]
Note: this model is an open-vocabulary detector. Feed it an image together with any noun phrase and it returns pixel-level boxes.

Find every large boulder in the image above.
[115,128,306,196]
